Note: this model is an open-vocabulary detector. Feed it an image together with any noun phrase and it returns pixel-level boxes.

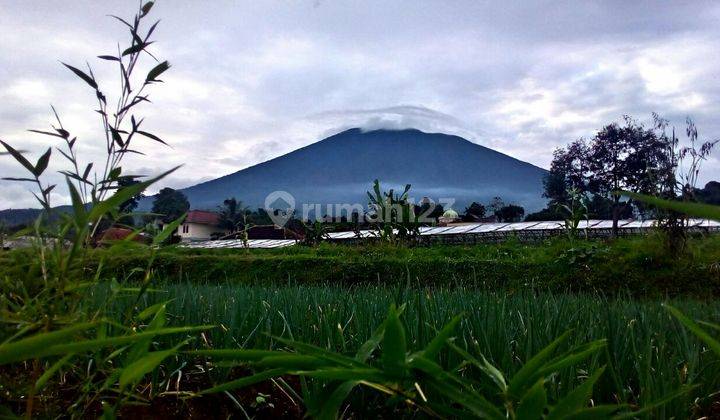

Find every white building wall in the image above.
[178,223,225,241]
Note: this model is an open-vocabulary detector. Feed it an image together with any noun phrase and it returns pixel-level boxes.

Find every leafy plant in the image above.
[559,186,589,241]
[664,304,720,358]
[301,220,331,247]
[621,191,720,222]
[366,179,420,244]
[0,3,209,417]
[191,305,643,419]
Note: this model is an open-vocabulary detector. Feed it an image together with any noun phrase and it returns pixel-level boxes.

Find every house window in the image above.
[182,224,189,234]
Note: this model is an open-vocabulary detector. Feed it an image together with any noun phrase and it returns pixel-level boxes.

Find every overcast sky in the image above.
[1,1,719,208]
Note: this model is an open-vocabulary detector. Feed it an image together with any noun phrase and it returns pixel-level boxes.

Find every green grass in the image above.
[92,283,720,418]
[18,233,715,296]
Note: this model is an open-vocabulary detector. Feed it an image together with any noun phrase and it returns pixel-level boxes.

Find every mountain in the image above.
[0,206,74,229]
[0,208,43,227]
[0,128,548,226]
[141,128,548,213]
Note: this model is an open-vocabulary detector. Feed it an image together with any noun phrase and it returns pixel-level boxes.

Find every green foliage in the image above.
[189,301,692,418]
[622,191,720,221]
[561,187,589,241]
[664,305,720,357]
[217,197,248,233]
[463,201,486,220]
[0,3,211,417]
[301,220,331,246]
[89,283,720,418]
[151,187,190,224]
[496,203,526,222]
[40,235,720,297]
[367,179,420,243]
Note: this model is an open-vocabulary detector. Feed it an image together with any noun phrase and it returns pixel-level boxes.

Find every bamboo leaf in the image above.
[30,325,212,362]
[0,323,96,365]
[421,314,461,361]
[2,177,36,182]
[82,163,93,180]
[33,148,51,177]
[61,62,98,89]
[0,140,36,175]
[298,368,388,383]
[109,127,124,148]
[270,335,367,368]
[146,60,170,82]
[28,129,64,138]
[141,1,154,16]
[122,41,153,56]
[381,305,407,378]
[153,213,185,245]
[355,317,386,362]
[109,15,133,29]
[146,20,160,40]
[67,178,87,227]
[34,354,75,392]
[546,367,605,420]
[137,130,167,146]
[516,379,547,420]
[507,330,571,398]
[538,340,606,377]
[88,166,180,222]
[613,386,695,419]
[314,381,359,420]
[447,341,507,392]
[119,349,175,389]
[620,191,720,221]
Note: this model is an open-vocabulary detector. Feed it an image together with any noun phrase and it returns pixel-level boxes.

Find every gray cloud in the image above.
[1,0,720,208]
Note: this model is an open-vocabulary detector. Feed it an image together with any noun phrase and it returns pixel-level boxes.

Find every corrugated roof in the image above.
[181,219,720,249]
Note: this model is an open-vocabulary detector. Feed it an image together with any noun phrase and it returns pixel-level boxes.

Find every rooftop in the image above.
[186,210,221,225]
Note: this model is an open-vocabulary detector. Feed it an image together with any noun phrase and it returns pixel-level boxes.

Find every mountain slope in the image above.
[150,128,548,213]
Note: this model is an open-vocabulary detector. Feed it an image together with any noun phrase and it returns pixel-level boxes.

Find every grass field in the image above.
[4,234,720,417]
[79,234,720,296]
[91,282,720,417]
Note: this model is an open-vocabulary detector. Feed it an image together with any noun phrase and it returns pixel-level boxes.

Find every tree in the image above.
[650,115,717,252]
[414,199,444,223]
[217,197,248,233]
[543,116,671,236]
[544,140,590,207]
[249,208,274,225]
[488,197,504,216]
[524,207,564,221]
[151,187,189,223]
[586,117,670,235]
[462,202,486,221]
[697,181,720,205]
[495,204,525,222]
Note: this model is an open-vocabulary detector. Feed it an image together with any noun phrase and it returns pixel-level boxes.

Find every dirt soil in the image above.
[1,364,304,419]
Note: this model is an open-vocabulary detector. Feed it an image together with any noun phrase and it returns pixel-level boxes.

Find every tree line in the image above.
[525,114,717,235]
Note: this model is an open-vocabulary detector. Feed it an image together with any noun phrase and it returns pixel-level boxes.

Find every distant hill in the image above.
[0,208,43,227]
[139,128,548,213]
[0,206,72,228]
[0,128,550,224]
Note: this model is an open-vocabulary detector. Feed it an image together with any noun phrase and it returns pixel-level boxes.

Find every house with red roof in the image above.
[178,210,227,241]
